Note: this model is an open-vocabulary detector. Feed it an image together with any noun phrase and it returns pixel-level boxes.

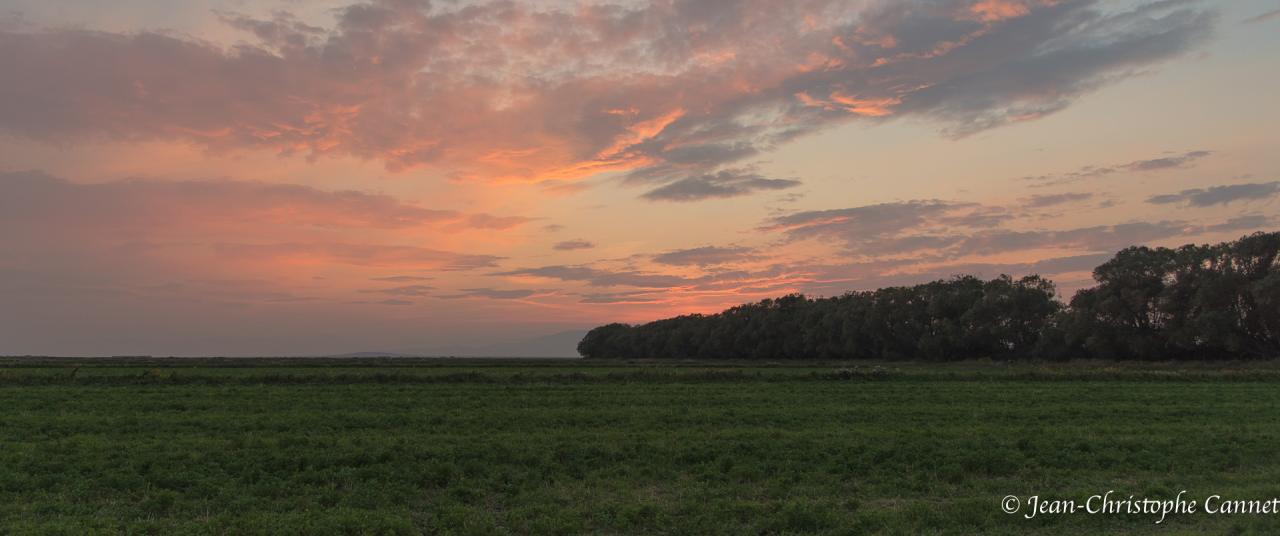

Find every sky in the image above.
[1,0,1278,356]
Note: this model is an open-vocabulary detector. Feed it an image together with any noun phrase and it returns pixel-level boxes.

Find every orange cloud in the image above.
[214,243,503,270]
[0,170,517,294]
[797,91,901,117]
[0,172,530,234]
[967,0,1032,22]
[0,0,1213,192]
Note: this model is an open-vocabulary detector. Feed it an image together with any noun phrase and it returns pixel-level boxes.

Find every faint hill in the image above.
[326,351,416,358]
[411,329,587,358]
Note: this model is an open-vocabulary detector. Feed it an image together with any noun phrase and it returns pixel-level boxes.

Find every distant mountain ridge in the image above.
[326,351,416,358]
[329,329,587,358]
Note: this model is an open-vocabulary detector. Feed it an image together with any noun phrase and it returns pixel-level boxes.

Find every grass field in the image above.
[2,359,1279,534]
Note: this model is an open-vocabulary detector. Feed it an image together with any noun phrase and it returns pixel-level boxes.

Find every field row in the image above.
[2,368,1279,533]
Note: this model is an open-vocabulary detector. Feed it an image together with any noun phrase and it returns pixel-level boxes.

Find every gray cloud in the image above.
[498,209,1250,300]
[215,243,503,270]
[1146,181,1280,207]
[1243,8,1280,24]
[577,290,664,304]
[626,1,1216,183]
[0,0,1216,184]
[1023,192,1093,208]
[464,214,536,230]
[370,275,433,282]
[1025,253,1118,275]
[652,246,759,266]
[553,239,595,251]
[0,170,530,231]
[641,169,801,202]
[493,265,691,288]
[439,288,541,300]
[762,200,1005,252]
[796,253,1116,298]
[760,195,1209,260]
[957,221,1198,255]
[766,201,950,235]
[1023,150,1212,186]
[494,261,798,294]
[358,284,434,297]
[375,299,413,306]
[0,172,510,304]
[874,3,1215,138]
[1207,215,1273,232]
[1124,150,1215,172]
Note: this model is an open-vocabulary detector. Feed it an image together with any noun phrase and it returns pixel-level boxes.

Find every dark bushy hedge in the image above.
[579,232,1280,361]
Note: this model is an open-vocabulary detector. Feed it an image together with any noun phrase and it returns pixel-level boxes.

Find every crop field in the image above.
[2,359,1279,534]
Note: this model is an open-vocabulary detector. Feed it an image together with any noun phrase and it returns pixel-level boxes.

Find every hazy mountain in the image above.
[326,351,416,358]
[328,330,587,358]
[410,330,587,358]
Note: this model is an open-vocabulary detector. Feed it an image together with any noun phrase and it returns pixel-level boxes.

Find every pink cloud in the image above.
[0,171,530,233]
[0,0,1215,196]
[965,0,1033,22]
[0,171,511,289]
[215,243,502,270]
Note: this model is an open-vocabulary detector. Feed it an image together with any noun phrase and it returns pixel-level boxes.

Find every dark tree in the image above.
[578,232,1280,361]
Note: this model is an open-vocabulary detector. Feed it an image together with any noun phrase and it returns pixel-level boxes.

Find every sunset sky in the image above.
[1,0,1278,356]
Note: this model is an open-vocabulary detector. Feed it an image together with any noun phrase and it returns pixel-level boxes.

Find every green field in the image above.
[2,359,1279,534]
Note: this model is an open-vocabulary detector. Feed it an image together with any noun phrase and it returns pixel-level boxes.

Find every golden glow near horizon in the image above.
[1,0,1278,355]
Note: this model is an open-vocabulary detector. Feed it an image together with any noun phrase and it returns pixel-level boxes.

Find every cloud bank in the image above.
[1146,181,1280,207]
[0,0,1216,199]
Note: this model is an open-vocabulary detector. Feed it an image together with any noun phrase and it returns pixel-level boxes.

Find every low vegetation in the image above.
[579,232,1280,361]
[2,359,1280,534]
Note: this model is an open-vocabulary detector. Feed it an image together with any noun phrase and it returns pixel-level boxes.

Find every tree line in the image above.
[578,232,1280,360]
